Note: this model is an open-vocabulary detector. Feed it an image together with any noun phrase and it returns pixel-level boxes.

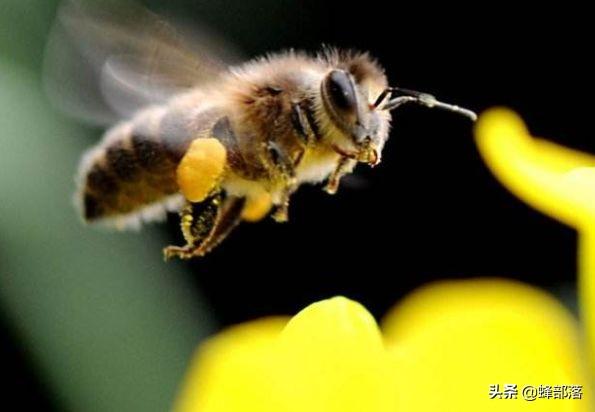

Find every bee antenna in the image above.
[373,87,477,121]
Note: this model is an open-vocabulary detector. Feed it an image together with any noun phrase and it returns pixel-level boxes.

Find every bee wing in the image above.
[44,0,240,126]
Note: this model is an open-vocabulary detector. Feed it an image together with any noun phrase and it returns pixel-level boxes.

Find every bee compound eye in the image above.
[325,70,357,113]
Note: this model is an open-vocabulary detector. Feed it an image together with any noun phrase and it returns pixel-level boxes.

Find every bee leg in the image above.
[324,156,357,194]
[192,194,246,257]
[163,193,246,260]
[267,141,299,222]
[163,193,221,260]
[271,183,297,222]
[268,100,320,222]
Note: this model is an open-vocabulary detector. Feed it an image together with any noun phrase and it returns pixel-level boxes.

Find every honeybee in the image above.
[46,1,476,260]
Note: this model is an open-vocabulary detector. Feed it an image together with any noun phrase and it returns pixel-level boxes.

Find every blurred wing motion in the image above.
[43,0,239,125]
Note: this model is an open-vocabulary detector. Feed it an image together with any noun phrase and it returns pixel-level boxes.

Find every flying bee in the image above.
[46,1,476,260]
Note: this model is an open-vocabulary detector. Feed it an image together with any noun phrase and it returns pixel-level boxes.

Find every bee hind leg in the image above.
[163,192,246,260]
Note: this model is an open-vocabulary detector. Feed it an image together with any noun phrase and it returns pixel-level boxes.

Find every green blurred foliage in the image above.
[0,1,57,69]
[0,1,214,411]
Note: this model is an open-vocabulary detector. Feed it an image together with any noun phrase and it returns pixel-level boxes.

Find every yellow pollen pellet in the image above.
[177,138,227,203]
[242,191,273,222]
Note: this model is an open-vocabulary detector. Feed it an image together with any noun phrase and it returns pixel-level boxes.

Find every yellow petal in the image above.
[177,138,227,203]
[383,279,589,411]
[172,317,289,412]
[475,108,595,374]
[276,297,396,412]
[474,108,595,227]
[173,297,397,412]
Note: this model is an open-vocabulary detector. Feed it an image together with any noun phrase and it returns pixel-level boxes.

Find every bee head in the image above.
[320,69,389,165]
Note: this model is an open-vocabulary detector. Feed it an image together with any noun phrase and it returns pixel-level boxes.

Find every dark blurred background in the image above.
[0,0,591,410]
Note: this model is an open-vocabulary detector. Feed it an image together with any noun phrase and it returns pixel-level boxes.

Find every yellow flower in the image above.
[174,297,398,412]
[174,284,588,412]
[474,108,595,367]
[173,108,593,411]
[385,279,588,411]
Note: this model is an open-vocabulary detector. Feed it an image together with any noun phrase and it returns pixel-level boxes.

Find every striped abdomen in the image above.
[78,101,222,227]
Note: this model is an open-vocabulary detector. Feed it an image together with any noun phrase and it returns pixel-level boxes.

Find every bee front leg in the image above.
[324,156,356,195]
[163,192,246,260]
